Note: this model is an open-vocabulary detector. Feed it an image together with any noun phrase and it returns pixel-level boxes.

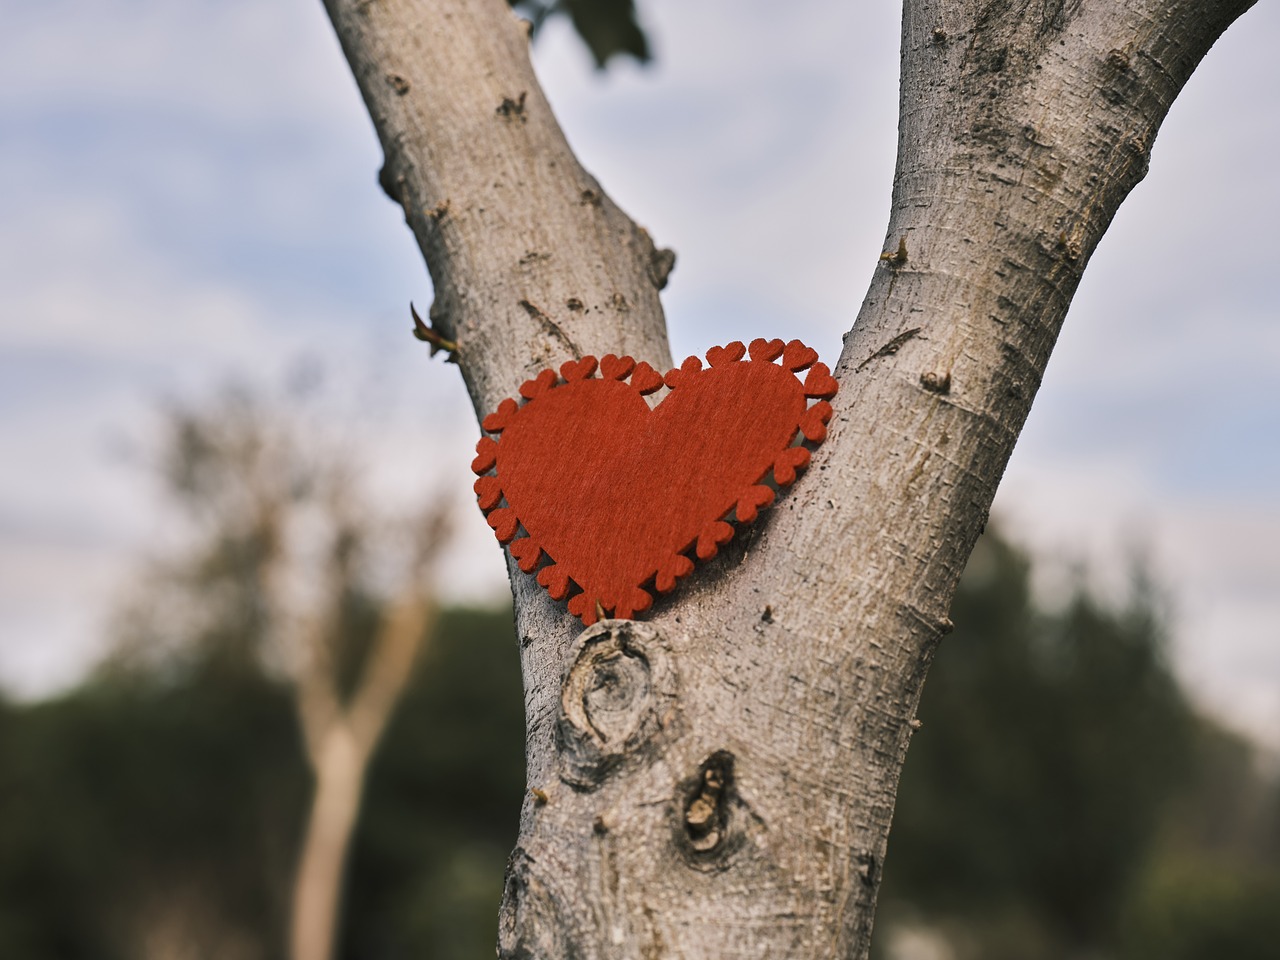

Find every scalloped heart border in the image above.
[471,338,838,625]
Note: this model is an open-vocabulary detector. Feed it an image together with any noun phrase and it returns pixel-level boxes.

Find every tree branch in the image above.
[322,0,672,416]
[346,508,446,754]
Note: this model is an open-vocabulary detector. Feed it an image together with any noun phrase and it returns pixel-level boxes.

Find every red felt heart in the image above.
[472,339,836,625]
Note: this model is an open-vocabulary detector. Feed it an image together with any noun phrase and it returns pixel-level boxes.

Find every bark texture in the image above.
[321,0,1256,956]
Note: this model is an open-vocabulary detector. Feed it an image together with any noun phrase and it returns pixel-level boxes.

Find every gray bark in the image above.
[319,0,1257,956]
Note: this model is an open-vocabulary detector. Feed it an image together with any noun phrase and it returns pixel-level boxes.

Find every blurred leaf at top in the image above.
[511,0,652,67]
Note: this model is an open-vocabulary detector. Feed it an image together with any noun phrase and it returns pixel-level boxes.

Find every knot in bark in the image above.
[677,750,746,869]
[556,620,678,789]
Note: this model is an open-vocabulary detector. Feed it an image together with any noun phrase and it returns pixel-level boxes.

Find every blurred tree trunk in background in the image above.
[277,462,449,960]
[318,0,1260,956]
[109,385,451,960]
[287,527,443,960]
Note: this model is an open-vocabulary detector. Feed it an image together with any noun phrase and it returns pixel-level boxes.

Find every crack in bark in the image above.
[519,299,583,360]
[857,327,923,371]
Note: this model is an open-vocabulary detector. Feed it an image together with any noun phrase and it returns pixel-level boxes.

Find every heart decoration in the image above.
[471,338,838,625]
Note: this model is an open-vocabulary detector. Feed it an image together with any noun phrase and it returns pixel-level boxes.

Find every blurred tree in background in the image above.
[130,385,452,960]
[0,381,469,960]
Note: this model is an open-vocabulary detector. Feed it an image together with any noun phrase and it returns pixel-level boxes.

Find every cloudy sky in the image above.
[1,0,1276,750]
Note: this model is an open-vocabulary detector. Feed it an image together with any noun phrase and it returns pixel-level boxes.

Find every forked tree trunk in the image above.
[319,0,1256,956]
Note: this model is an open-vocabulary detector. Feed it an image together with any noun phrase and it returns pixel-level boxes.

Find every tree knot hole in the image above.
[580,647,651,744]
[497,90,528,122]
[856,851,878,887]
[556,620,677,789]
[683,751,734,854]
[920,370,951,394]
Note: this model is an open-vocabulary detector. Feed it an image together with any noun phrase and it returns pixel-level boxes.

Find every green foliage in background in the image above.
[878,536,1194,953]
[0,668,306,959]
[341,608,525,960]
[873,535,1280,960]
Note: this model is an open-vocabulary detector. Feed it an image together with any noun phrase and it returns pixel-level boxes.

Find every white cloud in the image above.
[0,536,125,696]
[0,0,364,128]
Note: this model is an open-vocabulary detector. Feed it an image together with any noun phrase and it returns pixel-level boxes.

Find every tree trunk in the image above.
[287,514,442,960]
[291,726,368,960]
[319,0,1256,956]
